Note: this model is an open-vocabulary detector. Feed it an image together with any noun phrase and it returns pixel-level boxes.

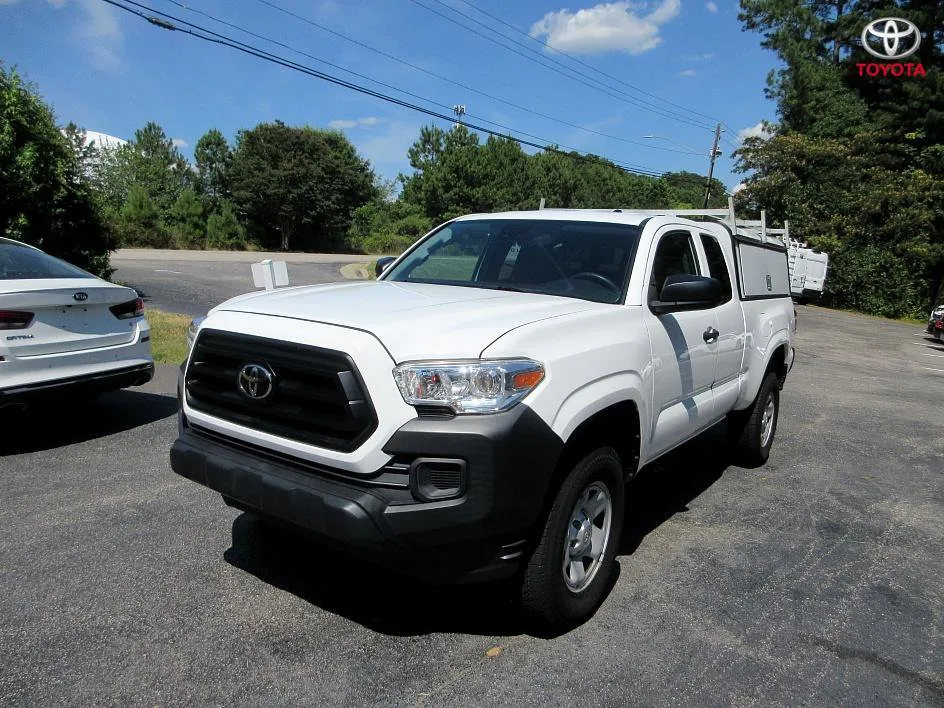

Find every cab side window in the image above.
[700,234,733,302]
[649,231,701,303]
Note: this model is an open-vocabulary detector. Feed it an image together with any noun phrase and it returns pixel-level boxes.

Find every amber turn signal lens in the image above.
[512,370,544,389]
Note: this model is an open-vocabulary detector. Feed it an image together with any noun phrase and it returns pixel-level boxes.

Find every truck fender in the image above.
[736,329,791,409]
[548,372,648,458]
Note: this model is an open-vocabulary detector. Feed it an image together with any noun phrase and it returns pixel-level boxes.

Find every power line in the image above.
[404,0,717,132]
[450,0,723,126]
[101,0,665,177]
[159,0,675,170]
[246,0,703,157]
[159,0,576,153]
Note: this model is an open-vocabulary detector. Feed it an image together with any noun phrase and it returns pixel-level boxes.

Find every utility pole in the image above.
[452,105,466,129]
[703,123,722,208]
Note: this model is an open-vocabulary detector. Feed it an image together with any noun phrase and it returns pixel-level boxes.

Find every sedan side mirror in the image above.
[375,256,396,278]
[651,274,722,315]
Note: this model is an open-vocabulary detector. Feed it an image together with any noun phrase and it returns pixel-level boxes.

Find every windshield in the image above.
[382,219,641,304]
[0,240,95,280]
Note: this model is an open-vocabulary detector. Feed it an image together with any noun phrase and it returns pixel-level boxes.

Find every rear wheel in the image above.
[728,371,780,467]
[520,447,624,627]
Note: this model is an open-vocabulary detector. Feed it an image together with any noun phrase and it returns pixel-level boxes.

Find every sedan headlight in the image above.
[187,316,206,353]
[393,359,544,414]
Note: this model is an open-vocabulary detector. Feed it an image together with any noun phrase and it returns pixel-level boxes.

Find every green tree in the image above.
[228,121,377,251]
[117,184,166,247]
[206,199,246,250]
[660,171,729,208]
[739,0,944,144]
[348,199,433,255]
[95,121,189,230]
[0,65,115,276]
[736,0,944,314]
[399,124,677,221]
[194,128,231,210]
[736,132,943,316]
[169,187,205,247]
[401,125,486,222]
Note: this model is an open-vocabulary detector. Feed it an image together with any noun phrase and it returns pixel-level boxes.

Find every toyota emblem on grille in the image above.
[237,363,274,400]
[73,292,88,302]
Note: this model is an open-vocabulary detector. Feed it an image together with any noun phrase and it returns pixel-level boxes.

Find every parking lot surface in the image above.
[1,306,942,705]
[111,249,363,317]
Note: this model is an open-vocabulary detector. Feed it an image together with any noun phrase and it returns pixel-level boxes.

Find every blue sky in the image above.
[0,0,779,190]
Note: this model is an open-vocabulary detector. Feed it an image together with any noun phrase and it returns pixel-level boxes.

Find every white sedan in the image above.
[0,237,153,412]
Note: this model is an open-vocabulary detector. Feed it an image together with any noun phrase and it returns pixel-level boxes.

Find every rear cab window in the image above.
[699,233,733,302]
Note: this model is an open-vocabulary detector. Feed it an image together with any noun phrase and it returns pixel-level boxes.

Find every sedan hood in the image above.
[213,280,600,362]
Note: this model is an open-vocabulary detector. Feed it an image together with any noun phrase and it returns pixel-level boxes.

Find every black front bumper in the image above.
[0,362,155,407]
[170,405,564,583]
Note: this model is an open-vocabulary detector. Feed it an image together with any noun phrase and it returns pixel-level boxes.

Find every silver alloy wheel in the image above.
[760,395,776,448]
[562,481,613,593]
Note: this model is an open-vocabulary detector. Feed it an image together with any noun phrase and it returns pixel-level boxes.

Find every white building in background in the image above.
[80,130,128,151]
[61,128,128,180]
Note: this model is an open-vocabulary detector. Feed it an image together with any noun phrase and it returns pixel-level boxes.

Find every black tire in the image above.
[728,371,780,467]
[520,447,624,627]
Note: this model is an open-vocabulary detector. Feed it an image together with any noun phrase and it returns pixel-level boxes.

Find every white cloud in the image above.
[328,117,382,130]
[685,52,715,61]
[705,1,718,12]
[25,0,124,70]
[678,69,696,77]
[737,121,773,142]
[172,137,189,149]
[529,0,681,56]
[75,0,123,71]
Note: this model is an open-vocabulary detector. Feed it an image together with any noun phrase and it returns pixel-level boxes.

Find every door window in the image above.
[649,231,701,303]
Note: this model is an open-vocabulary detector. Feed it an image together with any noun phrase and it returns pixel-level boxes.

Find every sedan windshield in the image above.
[0,240,95,280]
[382,219,641,304]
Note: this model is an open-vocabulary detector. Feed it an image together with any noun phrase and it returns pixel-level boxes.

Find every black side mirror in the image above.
[375,256,396,278]
[651,274,722,314]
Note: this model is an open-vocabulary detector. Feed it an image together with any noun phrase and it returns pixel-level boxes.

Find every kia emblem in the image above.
[73,292,88,302]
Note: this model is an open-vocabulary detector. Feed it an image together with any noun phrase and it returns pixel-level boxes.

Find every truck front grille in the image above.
[185,330,377,452]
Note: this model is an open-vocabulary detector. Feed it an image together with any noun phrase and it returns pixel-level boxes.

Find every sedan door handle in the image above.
[703,327,719,344]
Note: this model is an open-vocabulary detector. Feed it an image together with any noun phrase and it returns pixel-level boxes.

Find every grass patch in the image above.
[339,262,374,280]
[145,309,191,365]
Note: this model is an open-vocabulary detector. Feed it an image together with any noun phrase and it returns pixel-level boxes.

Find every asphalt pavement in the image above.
[111,249,366,317]
[1,307,943,705]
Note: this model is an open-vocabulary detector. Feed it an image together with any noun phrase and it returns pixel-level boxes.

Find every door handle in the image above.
[703,327,719,344]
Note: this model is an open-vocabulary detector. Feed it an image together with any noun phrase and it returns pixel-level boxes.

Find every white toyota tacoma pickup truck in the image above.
[171,207,795,626]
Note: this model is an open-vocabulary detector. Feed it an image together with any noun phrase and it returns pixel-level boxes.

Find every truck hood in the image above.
[212,280,600,362]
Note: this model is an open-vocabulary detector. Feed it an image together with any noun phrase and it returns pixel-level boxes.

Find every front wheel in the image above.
[520,447,624,627]
[728,371,780,467]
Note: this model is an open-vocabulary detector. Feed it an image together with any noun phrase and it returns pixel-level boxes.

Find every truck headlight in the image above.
[393,359,544,414]
[187,316,206,353]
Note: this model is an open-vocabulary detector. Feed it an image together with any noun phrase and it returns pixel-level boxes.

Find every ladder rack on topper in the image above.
[537,197,808,249]
[606,197,793,249]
